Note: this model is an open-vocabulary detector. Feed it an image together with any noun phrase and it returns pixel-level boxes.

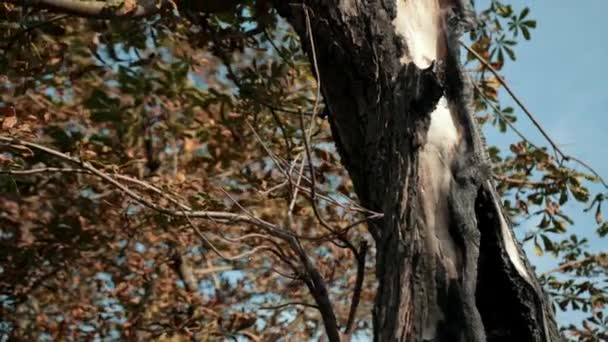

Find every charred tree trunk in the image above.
[276,1,562,341]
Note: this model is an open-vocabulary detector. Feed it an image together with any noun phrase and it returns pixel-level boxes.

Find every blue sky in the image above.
[477,0,608,325]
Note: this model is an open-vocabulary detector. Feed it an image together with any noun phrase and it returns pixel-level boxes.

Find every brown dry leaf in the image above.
[484,77,502,92]
[2,114,17,130]
[183,137,198,152]
[175,172,186,183]
[81,150,97,160]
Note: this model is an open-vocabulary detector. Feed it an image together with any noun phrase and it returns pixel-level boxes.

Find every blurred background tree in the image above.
[0,0,606,341]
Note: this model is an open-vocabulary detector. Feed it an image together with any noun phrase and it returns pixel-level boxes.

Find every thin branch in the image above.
[245,120,287,176]
[471,81,541,151]
[304,6,322,117]
[461,41,562,158]
[288,153,306,215]
[209,231,298,270]
[0,136,377,245]
[541,254,605,277]
[197,265,233,277]
[295,8,361,255]
[2,166,191,210]
[344,240,368,339]
[1,14,70,50]
[565,155,608,189]
[287,8,340,342]
[494,174,556,188]
[260,180,288,195]
[244,124,380,236]
[2,0,163,18]
[462,41,608,189]
[0,136,276,227]
[269,107,294,158]
[291,232,341,342]
[221,174,340,342]
[182,211,274,262]
[268,266,299,280]
[298,110,361,252]
[259,301,319,311]
[1,167,88,175]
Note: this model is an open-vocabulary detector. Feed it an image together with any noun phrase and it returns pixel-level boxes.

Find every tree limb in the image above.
[344,240,368,339]
[2,0,163,18]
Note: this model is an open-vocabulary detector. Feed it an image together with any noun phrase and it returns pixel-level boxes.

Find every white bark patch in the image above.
[419,97,462,278]
[339,0,358,16]
[393,0,447,67]
[487,180,532,283]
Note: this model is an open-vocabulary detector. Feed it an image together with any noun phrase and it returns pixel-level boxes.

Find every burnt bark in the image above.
[275,1,562,341]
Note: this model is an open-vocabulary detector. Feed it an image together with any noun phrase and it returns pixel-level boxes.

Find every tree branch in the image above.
[344,240,368,339]
[463,41,608,189]
[2,0,163,18]
[258,301,319,311]
[541,253,606,277]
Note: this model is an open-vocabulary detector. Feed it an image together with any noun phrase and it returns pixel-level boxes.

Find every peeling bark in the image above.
[276,0,562,341]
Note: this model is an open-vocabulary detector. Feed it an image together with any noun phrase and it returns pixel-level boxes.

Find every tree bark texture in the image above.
[276,0,563,341]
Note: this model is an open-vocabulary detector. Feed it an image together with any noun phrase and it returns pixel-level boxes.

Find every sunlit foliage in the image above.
[0,1,606,340]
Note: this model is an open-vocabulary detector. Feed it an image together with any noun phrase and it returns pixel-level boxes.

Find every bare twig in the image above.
[462,41,563,159]
[288,153,306,215]
[246,121,287,176]
[304,7,322,117]
[0,136,275,227]
[295,8,361,255]
[269,107,294,158]
[565,155,608,189]
[298,110,362,251]
[1,136,377,244]
[471,81,541,151]
[344,241,368,339]
[1,167,89,175]
[222,173,341,341]
[209,231,298,270]
[182,211,273,262]
[2,166,192,211]
[259,301,319,311]
[291,232,341,342]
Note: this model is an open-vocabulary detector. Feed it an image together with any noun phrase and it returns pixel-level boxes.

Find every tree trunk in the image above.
[276,1,562,341]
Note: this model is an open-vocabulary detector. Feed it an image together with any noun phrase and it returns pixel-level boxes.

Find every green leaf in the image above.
[541,234,555,252]
[519,7,530,20]
[558,189,568,205]
[504,46,516,61]
[538,215,550,229]
[598,222,608,237]
[522,20,537,28]
[521,26,531,40]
